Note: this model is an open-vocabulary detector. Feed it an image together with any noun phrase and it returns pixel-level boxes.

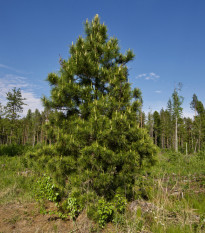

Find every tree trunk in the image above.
[36,131,39,144]
[194,139,198,153]
[175,116,178,152]
[167,137,169,149]
[199,119,201,152]
[10,130,12,144]
[41,128,43,143]
[155,132,157,145]
[32,131,35,147]
[140,111,142,128]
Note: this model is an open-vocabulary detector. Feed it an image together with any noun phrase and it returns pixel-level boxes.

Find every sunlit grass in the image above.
[0,147,204,232]
[0,155,35,204]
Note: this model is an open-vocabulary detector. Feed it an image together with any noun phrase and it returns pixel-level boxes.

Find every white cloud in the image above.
[155,90,162,94]
[183,110,194,119]
[0,74,29,98]
[136,72,160,80]
[0,64,11,69]
[0,63,31,75]
[136,73,147,79]
[0,74,43,116]
[22,91,44,115]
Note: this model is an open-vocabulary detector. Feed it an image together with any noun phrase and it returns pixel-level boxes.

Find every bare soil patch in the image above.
[0,202,96,233]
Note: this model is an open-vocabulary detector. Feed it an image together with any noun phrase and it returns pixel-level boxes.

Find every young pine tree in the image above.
[43,15,157,200]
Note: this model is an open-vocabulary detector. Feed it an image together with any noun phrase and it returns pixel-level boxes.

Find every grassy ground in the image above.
[0,155,35,204]
[0,148,204,232]
[135,152,205,232]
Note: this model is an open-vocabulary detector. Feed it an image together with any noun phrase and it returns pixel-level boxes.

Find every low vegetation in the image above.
[0,146,204,232]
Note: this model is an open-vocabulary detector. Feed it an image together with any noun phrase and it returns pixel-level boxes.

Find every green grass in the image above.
[151,151,205,176]
[0,146,204,232]
[143,152,205,233]
[0,155,36,204]
[111,151,205,232]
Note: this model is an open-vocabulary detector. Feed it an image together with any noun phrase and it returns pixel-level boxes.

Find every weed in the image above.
[97,199,114,228]
[66,197,83,220]
[33,174,61,203]
[7,215,20,224]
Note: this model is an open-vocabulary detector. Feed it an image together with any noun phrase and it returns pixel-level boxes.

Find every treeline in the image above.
[0,88,52,146]
[0,87,204,154]
[145,91,205,154]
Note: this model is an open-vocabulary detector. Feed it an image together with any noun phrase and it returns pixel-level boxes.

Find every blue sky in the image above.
[0,0,205,117]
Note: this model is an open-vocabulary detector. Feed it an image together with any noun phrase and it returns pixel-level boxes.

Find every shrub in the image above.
[34,174,61,203]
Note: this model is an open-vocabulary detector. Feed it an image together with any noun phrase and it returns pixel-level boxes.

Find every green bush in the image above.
[97,198,114,228]
[0,144,30,157]
[65,197,83,220]
[87,194,127,228]
[197,150,205,160]
[166,151,182,163]
[112,194,127,213]
[34,174,61,203]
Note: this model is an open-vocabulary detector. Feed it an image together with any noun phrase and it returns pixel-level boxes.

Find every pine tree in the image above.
[190,94,198,117]
[184,117,193,153]
[153,111,161,146]
[191,95,205,151]
[147,110,154,139]
[0,102,3,117]
[5,88,26,120]
[42,15,157,199]
[167,84,183,152]
[0,102,4,144]
[5,88,26,144]
[164,101,173,149]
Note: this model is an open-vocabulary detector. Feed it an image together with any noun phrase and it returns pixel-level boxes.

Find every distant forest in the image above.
[0,86,204,154]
